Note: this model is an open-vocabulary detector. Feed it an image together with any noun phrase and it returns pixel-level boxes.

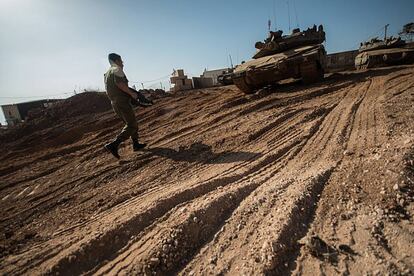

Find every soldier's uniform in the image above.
[104,64,138,141]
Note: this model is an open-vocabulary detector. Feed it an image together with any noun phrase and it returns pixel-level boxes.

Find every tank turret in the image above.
[253,24,326,59]
[358,36,405,53]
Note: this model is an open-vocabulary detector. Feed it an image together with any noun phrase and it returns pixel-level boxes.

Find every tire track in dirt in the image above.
[0,163,67,193]
[3,136,301,275]
[178,92,357,274]
[384,70,414,98]
[2,66,413,275]
[291,66,414,276]
[6,89,324,272]
[104,102,333,274]
[383,70,413,87]
[142,96,248,148]
[150,80,353,151]
[300,79,374,164]
[180,72,384,274]
[1,125,252,250]
[1,142,256,272]
[0,110,300,272]
[346,79,378,154]
[136,95,296,184]
[182,167,334,275]
[79,80,344,274]
[248,109,306,142]
[92,138,307,275]
[0,144,89,179]
[0,82,336,254]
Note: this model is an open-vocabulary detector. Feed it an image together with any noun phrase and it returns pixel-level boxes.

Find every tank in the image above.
[231,24,327,94]
[355,36,414,69]
[217,68,234,85]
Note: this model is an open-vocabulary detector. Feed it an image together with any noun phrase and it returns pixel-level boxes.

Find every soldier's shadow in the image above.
[145,142,262,164]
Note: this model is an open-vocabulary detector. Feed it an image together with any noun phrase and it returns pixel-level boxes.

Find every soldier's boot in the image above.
[132,138,146,151]
[104,138,122,159]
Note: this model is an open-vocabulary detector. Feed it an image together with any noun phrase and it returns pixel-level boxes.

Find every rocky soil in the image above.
[0,65,413,275]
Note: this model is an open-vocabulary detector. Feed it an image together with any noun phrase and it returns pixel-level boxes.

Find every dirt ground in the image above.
[0,65,413,275]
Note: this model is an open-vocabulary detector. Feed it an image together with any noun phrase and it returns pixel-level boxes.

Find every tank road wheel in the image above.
[232,75,255,94]
[383,52,407,65]
[300,62,324,84]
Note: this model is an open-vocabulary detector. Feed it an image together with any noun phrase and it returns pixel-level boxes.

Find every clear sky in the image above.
[0,0,413,124]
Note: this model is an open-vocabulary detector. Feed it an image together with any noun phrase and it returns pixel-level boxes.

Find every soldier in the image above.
[104,53,146,159]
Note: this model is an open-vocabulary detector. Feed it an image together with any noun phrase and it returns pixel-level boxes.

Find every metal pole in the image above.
[384,24,389,40]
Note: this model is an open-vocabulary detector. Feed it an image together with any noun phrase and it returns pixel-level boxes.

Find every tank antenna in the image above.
[384,24,389,40]
[273,0,277,30]
[287,1,291,32]
[293,0,299,28]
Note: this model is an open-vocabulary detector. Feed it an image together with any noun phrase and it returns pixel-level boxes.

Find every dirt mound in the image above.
[138,88,171,101]
[0,66,413,275]
[30,91,111,121]
[0,92,112,146]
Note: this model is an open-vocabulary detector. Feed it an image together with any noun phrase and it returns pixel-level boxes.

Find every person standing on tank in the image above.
[104,53,146,159]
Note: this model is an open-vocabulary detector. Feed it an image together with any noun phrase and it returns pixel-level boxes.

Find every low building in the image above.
[1,99,60,126]
[326,50,359,72]
[2,104,21,126]
[192,77,214,89]
[170,69,193,92]
[192,67,233,89]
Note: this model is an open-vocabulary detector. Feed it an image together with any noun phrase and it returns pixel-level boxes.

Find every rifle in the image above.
[129,88,154,107]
